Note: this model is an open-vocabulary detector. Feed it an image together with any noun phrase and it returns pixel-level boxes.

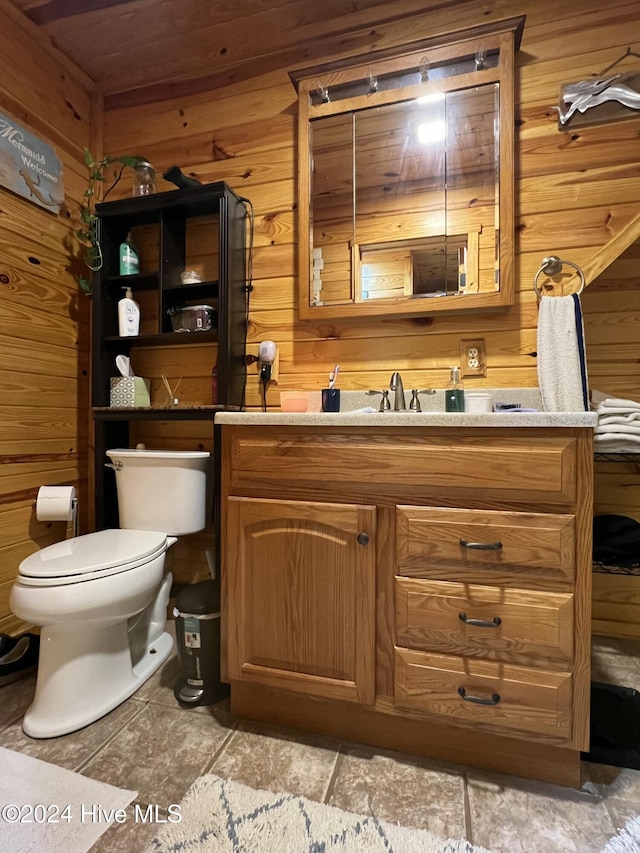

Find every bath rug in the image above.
[145,773,490,853]
[0,746,137,852]
[600,815,640,852]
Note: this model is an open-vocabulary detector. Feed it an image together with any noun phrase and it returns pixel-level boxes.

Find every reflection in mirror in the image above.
[310,113,354,305]
[355,233,477,301]
[311,85,498,306]
[292,17,523,320]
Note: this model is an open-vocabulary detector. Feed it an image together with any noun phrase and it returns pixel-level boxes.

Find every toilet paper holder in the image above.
[70,496,78,538]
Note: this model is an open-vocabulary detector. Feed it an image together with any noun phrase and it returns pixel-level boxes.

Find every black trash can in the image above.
[173,580,229,707]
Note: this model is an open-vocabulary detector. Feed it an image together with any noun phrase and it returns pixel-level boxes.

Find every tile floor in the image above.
[1,627,639,853]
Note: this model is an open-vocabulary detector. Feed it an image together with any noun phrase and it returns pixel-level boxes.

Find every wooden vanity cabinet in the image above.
[224,496,376,703]
[220,423,593,786]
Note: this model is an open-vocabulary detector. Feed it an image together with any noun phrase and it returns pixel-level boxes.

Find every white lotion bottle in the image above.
[118,286,140,336]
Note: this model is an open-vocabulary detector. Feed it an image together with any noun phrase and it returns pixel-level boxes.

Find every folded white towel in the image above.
[596,404,640,419]
[596,422,640,435]
[597,397,640,411]
[594,433,640,450]
[598,413,640,426]
[537,294,589,412]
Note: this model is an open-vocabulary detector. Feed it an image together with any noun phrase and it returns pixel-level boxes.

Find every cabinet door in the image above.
[224,497,376,704]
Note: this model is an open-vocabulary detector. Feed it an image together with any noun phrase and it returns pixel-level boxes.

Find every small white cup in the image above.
[465,391,492,413]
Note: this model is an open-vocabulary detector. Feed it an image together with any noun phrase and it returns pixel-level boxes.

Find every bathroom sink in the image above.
[333,387,544,414]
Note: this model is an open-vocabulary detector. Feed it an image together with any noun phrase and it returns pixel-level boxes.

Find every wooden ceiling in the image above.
[8,0,446,108]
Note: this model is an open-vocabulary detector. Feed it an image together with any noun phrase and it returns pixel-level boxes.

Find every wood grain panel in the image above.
[592,574,640,640]
[583,207,640,638]
[228,428,577,506]
[0,2,91,625]
[396,506,576,583]
[99,0,638,481]
[167,526,216,586]
[396,578,574,666]
[223,496,376,704]
[0,504,74,584]
[394,647,574,744]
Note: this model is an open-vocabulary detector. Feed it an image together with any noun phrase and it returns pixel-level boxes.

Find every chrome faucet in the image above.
[389,372,406,411]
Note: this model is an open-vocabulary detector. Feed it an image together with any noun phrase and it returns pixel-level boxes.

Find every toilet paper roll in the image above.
[36,485,77,522]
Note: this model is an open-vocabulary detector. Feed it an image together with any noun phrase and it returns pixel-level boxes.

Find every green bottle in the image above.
[119,232,139,276]
[445,366,465,412]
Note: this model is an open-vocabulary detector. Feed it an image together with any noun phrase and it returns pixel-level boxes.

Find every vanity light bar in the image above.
[309,52,499,107]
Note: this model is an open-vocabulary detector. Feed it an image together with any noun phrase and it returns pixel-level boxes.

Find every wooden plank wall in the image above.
[100,0,640,597]
[102,0,640,406]
[0,1,93,631]
[583,245,640,638]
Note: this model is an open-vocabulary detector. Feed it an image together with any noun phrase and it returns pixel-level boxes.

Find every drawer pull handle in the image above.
[459,539,503,551]
[458,686,501,706]
[458,613,502,628]
[357,532,369,545]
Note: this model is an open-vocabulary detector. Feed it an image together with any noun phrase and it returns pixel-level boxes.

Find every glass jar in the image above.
[132,161,156,196]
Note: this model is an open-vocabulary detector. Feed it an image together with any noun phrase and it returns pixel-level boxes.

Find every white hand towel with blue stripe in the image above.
[537,293,589,412]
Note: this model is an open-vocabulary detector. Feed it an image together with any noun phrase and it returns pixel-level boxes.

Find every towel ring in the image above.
[533,255,585,298]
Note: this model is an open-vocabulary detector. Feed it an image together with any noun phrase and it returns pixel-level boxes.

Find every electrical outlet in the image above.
[460,338,486,377]
[245,344,280,383]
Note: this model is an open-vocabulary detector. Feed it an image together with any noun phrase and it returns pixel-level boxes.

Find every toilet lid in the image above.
[18,529,168,584]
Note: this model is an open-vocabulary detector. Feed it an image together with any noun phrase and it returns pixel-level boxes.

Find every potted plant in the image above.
[76,149,148,293]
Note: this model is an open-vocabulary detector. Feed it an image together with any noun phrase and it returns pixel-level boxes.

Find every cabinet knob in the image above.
[357,532,369,546]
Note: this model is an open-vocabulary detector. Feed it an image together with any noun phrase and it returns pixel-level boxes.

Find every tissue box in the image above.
[109,377,151,408]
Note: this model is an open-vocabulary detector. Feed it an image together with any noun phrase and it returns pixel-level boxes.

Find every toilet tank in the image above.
[106,449,211,535]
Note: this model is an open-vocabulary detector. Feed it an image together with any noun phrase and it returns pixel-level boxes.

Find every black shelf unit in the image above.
[592,451,640,576]
[91,182,248,529]
[593,560,640,577]
[594,452,640,463]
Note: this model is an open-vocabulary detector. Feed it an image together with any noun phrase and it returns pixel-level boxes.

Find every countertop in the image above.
[216,389,597,428]
[215,410,597,427]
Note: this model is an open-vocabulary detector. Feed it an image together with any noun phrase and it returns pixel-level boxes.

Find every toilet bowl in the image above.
[10,449,210,739]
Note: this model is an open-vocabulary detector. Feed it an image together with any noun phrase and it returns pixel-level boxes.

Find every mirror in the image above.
[291,18,524,320]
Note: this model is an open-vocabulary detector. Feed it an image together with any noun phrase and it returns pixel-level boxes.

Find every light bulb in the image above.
[416,119,446,144]
[316,79,330,103]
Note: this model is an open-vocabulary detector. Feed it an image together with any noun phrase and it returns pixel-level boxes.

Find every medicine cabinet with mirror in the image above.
[290,17,524,321]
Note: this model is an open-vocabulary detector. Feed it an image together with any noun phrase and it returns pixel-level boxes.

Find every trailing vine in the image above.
[77,148,147,293]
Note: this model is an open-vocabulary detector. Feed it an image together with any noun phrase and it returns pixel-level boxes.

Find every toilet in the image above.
[10,448,211,739]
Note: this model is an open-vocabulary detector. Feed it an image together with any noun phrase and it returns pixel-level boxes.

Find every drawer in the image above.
[397,506,575,584]
[394,647,572,743]
[225,427,577,505]
[396,578,574,666]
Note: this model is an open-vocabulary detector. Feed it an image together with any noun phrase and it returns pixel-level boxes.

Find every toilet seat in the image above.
[18,529,168,587]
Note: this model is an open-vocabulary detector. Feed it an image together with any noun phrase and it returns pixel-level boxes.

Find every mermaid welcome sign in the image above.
[0,111,64,213]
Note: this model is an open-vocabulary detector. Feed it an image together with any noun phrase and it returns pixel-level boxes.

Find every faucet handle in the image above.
[409,388,437,412]
[367,389,391,411]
